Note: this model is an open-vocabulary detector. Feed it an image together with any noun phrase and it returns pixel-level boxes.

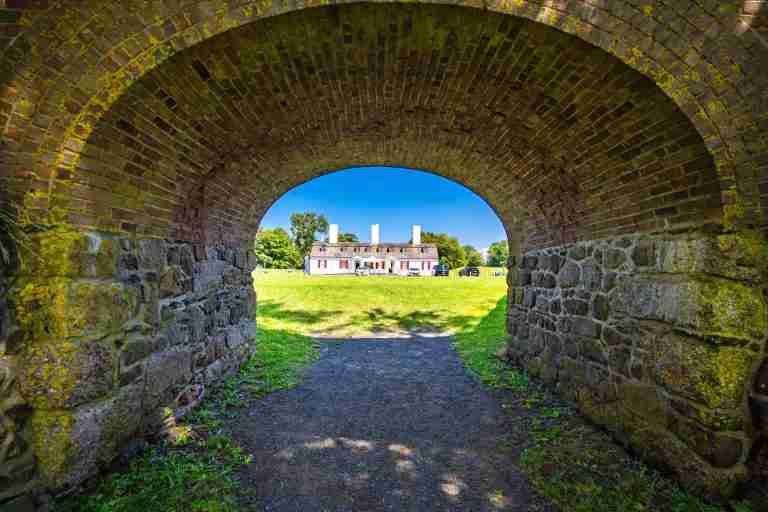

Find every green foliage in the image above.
[463,245,484,267]
[487,240,509,267]
[290,212,328,259]
[254,228,302,269]
[421,231,466,269]
[338,232,358,242]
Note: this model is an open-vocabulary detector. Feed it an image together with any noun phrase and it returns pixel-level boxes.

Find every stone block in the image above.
[605,248,626,270]
[137,239,167,270]
[143,347,193,412]
[652,332,757,410]
[21,229,118,279]
[592,294,610,320]
[631,240,655,267]
[14,278,139,341]
[159,265,191,298]
[120,334,161,367]
[557,261,580,288]
[614,276,767,341]
[658,234,767,283]
[20,338,115,409]
[572,317,601,338]
[564,299,588,316]
[568,245,586,260]
[581,262,603,291]
[668,414,748,468]
[30,384,142,489]
[225,325,245,349]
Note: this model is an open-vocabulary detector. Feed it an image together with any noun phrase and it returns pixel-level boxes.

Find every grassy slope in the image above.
[254,267,508,336]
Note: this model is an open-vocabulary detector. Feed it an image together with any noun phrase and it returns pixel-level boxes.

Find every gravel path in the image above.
[230,336,550,511]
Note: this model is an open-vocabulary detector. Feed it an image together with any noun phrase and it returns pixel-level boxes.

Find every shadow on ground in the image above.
[257,299,480,336]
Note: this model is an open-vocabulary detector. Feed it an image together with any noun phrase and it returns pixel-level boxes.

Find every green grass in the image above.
[254,267,508,336]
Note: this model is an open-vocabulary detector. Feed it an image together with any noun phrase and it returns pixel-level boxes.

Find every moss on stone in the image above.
[696,347,755,411]
[694,277,766,341]
[29,409,74,486]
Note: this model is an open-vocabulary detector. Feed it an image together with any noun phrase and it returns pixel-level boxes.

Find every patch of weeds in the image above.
[531,426,562,444]
[55,449,242,512]
[454,297,530,391]
[541,407,562,419]
[240,327,319,397]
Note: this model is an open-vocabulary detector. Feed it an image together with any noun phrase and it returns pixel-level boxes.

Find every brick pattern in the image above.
[0,0,766,241]
[6,4,726,249]
[506,232,768,495]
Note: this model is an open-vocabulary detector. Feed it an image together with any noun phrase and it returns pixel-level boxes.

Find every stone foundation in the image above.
[506,232,768,496]
[0,228,256,500]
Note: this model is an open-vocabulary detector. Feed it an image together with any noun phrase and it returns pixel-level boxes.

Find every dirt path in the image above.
[229,336,552,511]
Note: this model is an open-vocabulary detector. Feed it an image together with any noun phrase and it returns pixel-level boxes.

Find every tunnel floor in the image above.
[227,336,552,511]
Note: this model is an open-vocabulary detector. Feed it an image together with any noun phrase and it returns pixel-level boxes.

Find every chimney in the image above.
[371,224,380,245]
[412,225,421,245]
[329,224,339,244]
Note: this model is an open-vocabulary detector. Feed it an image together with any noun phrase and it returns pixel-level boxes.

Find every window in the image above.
[386,248,391,253]
[400,248,404,253]
[420,247,425,253]
[421,261,425,270]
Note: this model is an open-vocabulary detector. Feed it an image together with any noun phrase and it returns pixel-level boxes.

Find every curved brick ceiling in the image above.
[1,1,765,249]
[49,4,724,248]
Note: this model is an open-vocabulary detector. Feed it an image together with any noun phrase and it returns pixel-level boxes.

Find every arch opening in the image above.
[253,165,510,338]
[0,1,765,503]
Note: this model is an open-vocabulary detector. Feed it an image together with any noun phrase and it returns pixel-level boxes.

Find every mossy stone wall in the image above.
[506,231,768,497]
[0,228,257,502]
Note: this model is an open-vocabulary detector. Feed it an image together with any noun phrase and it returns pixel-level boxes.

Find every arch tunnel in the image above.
[0,0,767,502]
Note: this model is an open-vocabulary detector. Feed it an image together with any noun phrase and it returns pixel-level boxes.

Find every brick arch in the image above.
[0,1,767,504]
[12,3,727,251]
[0,1,765,236]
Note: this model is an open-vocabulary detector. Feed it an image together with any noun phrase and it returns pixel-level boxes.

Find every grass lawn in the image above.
[253,267,508,337]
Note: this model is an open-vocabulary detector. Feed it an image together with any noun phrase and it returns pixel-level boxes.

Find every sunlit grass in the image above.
[254,267,508,337]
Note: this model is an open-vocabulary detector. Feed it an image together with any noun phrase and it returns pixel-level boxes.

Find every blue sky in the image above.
[259,167,506,249]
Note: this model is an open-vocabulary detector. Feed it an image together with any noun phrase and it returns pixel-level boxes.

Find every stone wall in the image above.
[0,227,256,503]
[506,232,768,496]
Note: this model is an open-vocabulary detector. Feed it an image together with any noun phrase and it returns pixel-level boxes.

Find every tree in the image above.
[487,240,509,267]
[254,228,302,268]
[290,212,328,259]
[338,233,358,243]
[463,245,484,267]
[422,232,466,269]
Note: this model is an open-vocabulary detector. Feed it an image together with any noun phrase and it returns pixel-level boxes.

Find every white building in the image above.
[306,224,439,276]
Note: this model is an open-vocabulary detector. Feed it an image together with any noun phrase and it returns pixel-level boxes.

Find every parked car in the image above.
[459,266,480,277]
[407,268,421,277]
[433,264,450,277]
